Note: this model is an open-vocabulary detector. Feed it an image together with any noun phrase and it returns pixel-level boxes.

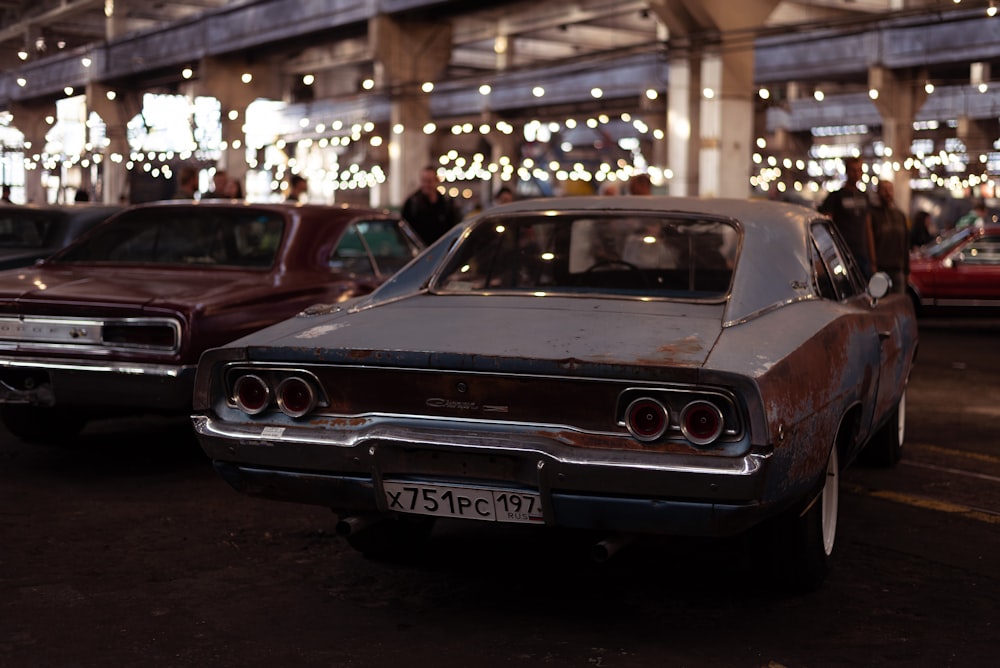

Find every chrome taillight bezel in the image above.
[624,396,670,442]
[225,365,327,418]
[680,400,725,445]
[232,374,270,415]
[617,386,741,447]
[275,376,317,418]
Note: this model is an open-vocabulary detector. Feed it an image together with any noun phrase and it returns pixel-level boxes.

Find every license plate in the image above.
[382,481,544,524]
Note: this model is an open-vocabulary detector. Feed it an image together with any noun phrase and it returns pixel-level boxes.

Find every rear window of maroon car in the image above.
[53,209,286,268]
[434,213,739,299]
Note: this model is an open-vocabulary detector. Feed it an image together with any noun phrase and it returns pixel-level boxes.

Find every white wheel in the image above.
[764,445,839,592]
[862,389,905,466]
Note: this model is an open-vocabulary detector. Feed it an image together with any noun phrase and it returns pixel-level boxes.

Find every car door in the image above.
[811,221,902,445]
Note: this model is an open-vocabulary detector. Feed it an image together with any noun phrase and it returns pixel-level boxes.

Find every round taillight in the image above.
[234,374,270,415]
[625,397,669,442]
[276,376,316,418]
[681,401,724,445]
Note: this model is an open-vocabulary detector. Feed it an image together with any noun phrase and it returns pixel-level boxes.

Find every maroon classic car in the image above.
[0,200,422,442]
[908,224,1000,312]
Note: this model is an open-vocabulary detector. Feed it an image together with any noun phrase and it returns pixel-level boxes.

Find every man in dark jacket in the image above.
[869,180,909,293]
[402,165,461,245]
[818,156,876,277]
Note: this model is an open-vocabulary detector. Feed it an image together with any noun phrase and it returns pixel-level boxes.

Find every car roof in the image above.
[460,196,818,326]
[372,195,823,324]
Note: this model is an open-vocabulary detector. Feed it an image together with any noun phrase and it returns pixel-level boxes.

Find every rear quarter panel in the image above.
[706,298,885,502]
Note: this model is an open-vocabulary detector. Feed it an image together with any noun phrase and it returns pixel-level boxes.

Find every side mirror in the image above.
[868,271,891,300]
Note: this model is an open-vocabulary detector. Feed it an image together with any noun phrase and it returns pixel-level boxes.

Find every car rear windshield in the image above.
[54,209,285,268]
[433,212,738,299]
[0,211,55,248]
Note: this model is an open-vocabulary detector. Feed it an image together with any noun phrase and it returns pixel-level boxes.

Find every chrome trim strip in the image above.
[0,316,181,353]
[0,357,193,378]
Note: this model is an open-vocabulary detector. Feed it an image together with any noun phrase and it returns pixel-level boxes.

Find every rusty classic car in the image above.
[193,196,917,590]
[0,200,422,442]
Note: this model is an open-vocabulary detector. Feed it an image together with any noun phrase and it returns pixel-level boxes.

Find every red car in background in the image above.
[908,224,1000,313]
[0,201,423,443]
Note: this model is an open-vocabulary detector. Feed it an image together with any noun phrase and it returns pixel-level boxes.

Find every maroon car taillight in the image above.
[625,397,669,442]
[276,377,317,418]
[233,374,270,415]
[680,400,724,445]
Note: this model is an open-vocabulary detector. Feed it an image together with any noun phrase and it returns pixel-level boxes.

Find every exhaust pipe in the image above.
[335,514,385,537]
[591,533,635,563]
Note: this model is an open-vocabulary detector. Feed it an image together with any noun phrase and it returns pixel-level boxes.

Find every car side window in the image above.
[357,220,420,275]
[810,221,859,301]
[330,224,376,277]
[957,235,1000,265]
[330,220,420,277]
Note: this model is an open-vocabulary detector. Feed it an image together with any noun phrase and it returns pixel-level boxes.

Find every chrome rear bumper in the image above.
[0,357,197,410]
[194,413,781,537]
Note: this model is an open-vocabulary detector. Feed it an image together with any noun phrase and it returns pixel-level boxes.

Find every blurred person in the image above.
[285,174,308,202]
[203,169,229,198]
[2,185,13,204]
[174,166,200,199]
[628,173,652,195]
[955,198,987,230]
[869,180,909,294]
[402,165,460,245]
[494,186,515,205]
[818,156,876,277]
[223,177,244,200]
[910,210,936,248]
[598,181,621,196]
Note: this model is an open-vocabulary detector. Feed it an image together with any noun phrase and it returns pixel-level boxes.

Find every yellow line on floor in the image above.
[908,442,1000,466]
[845,483,1000,525]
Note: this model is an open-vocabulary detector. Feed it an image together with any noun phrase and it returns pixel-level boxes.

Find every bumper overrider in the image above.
[0,356,198,411]
[192,413,781,537]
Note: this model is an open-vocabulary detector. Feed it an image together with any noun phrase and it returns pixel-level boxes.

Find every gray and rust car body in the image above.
[193,196,917,589]
[0,200,422,441]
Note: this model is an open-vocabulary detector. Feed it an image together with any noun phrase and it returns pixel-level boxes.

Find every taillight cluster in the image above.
[621,391,732,447]
[231,372,319,418]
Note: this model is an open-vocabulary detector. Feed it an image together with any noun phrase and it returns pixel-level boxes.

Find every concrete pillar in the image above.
[667,51,700,196]
[488,125,519,202]
[8,101,55,204]
[701,39,757,197]
[371,15,452,208]
[869,66,927,215]
[650,0,780,198]
[86,83,141,204]
[194,57,283,191]
[106,0,129,40]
